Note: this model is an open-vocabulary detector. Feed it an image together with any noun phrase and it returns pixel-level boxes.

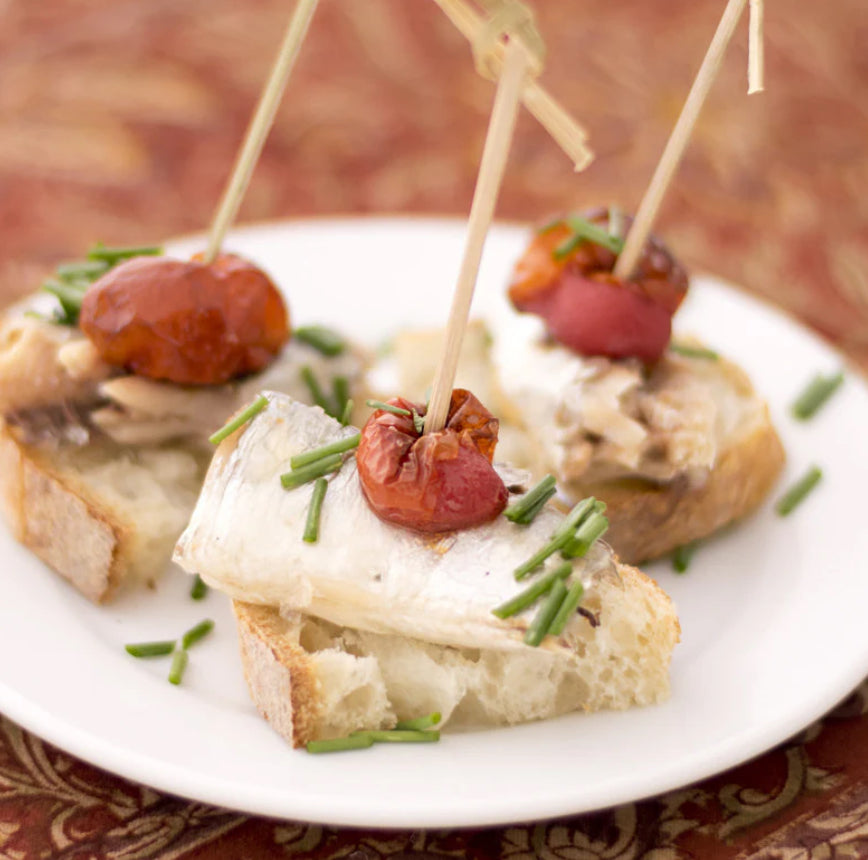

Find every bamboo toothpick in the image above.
[424,40,530,434]
[432,0,592,172]
[613,0,760,280]
[203,0,319,264]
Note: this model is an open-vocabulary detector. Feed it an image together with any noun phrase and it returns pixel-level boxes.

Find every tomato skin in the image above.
[79,253,289,385]
[508,209,687,363]
[357,390,508,534]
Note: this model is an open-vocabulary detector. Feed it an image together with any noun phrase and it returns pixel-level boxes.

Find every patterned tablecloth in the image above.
[1,0,867,857]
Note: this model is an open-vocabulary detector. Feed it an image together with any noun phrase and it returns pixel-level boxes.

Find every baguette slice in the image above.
[0,420,208,602]
[234,557,679,747]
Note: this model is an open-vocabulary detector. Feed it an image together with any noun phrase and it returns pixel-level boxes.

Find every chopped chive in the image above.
[294,325,346,356]
[300,366,332,413]
[551,497,598,542]
[792,372,844,421]
[672,542,697,573]
[505,475,557,524]
[524,578,568,647]
[290,434,360,469]
[352,730,440,744]
[561,511,609,559]
[547,579,585,637]
[537,217,565,235]
[670,342,720,361]
[303,478,328,543]
[168,649,189,685]
[775,466,822,516]
[190,574,208,600]
[41,279,86,324]
[412,410,426,434]
[88,244,162,264]
[56,259,109,281]
[181,618,214,650]
[306,735,375,754]
[208,394,268,445]
[365,400,412,418]
[492,562,572,619]
[553,216,625,259]
[280,453,344,489]
[340,398,354,426]
[332,376,350,418]
[395,712,442,731]
[514,497,597,580]
[125,640,176,658]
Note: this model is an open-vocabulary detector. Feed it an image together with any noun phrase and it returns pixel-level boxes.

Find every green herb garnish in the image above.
[294,325,346,356]
[670,342,720,361]
[340,398,354,426]
[523,577,568,647]
[561,510,609,558]
[56,259,110,281]
[291,434,360,469]
[41,279,87,325]
[504,475,557,524]
[181,619,214,650]
[332,376,350,419]
[365,399,412,418]
[792,372,844,421]
[492,562,571,619]
[514,497,597,580]
[395,712,442,731]
[775,466,822,516]
[300,366,333,413]
[280,453,344,489]
[190,574,208,600]
[208,395,268,445]
[547,579,585,637]
[168,649,189,685]
[303,478,329,543]
[553,216,625,259]
[306,735,375,754]
[351,730,440,744]
[672,542,697,573]
[87,243,162,265]
[125,640,177,658]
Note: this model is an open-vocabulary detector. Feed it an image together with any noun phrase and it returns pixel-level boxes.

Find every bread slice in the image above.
[232,561,679,747]
[0,420,209,602]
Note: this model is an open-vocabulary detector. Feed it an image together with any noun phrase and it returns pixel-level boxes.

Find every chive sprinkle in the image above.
[524,578,568,647]
[792,372,844,421]
[492,562,572,619]
[208,395,268,445]
[412,410,426,434]
[125,640,176,658]
[536,217,564,235]
[352,730,440,744]
[775,466,822,516]
[553,216,625,259]
[340,398,354,426]
[395,712,442,731]
[291,434,360,469]
[561,511,609,559]
[280,453,344,489]
[332,376,350,418]
[300,366,332,413]
[303,478,328,543]
[294,325,346,356]
[514,497,597,580]
[306,735,375,754]
[672,542,697,573]
[547,579,585,637]
[181,619,214,650]
[670,342,720,361]
[190,574,208,600]
[88,243,162,264]
[168,649,189,685]
[42,279,86,324]
[56,259,109,281]
[504,474,557,524]
[365,400,412,418]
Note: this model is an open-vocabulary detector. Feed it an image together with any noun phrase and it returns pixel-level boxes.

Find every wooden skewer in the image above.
[748,0,765,94]
[203,0,319,264]
[425,40,529,434]
[431,0,592,172]
[613,0,754,280]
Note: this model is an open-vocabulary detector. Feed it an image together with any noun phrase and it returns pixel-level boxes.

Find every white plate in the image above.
[2,218,867,829]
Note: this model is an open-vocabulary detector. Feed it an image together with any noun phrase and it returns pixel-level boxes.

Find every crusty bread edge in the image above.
[0,421,130,603]
[570,405,785,564]
[233,601,322,748]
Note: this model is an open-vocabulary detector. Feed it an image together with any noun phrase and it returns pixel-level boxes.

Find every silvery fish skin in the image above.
[174,393,615,655]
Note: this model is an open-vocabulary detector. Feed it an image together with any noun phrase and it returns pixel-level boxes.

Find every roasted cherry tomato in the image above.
[79,252,289,385]
[357,389,508,534]
[508,208,688,363]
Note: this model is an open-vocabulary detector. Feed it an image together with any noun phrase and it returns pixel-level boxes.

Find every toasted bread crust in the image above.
[0,421,129,602]
[570,406,785,563]
[233,601,322,748]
